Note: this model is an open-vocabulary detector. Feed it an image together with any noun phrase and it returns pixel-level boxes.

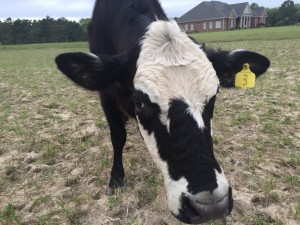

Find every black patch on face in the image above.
[131,90,162,128]
[167,98,221,194]
[133,90,221,194]
[202,95,217,130]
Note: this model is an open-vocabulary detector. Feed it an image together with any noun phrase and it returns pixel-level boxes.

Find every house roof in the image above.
[252,7,266,17]
[226,2,249,17]
[211,1,227,11]
[177,1,261,23]
[222,8,236,17]
[177,2,225,22]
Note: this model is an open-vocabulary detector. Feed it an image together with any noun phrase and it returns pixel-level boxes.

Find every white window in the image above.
[230,19,234,28]
[209,21,213,29]
[185,24,188,31]
[203,22,206,29]
[190,23,194,31]
[215,21,221,28]
[197,22,201,28]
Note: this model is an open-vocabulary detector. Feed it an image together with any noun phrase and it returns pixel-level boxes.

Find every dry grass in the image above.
[0,33,299,224]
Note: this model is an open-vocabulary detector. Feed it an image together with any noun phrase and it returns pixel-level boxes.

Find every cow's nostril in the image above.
[174,195,201,224]
[176,188,233,224]
[181,194,201,217]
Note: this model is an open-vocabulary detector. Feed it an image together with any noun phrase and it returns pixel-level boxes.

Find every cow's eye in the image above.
[134,100,145,111]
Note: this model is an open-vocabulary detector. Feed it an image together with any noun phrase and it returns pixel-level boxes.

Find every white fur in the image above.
[137,117,230,215]
[228,49,247,56]
[165,177,189,215]
[159,113,171,132]
[134,20,227,216]
[86,52,99,58]
[137,118,169,178]
[214,169,230,201]
[134,20,219,129]
[137,118,188,215]
[186,106,205,129]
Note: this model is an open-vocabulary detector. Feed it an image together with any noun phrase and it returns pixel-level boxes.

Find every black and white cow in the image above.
[55,0,270,224]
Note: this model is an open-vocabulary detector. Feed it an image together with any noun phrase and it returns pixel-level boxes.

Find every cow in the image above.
[55,0,270,224]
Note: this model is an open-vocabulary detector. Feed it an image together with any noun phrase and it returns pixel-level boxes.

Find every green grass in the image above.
[107,188,123,208]
[285,175,300,187]
[0,25,299,224]
[30,195,52,212]
[296,202,300,219]
[56,197,79,223]
[191,25,300,43]
[0,203,21,224]
[4,161,18,182]
[253,213,282,225]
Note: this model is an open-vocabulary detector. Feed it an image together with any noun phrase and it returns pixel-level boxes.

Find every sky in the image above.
[0,0,299,21]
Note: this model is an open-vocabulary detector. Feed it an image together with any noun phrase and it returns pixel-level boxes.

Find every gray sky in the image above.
[0,0,299,21]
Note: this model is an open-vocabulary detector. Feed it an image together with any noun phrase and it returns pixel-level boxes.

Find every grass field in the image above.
[190,25,300,43]
[0,26,299,224]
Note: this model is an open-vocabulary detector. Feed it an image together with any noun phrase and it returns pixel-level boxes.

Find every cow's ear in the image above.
[55,51,136,90]
[206,49,270,87]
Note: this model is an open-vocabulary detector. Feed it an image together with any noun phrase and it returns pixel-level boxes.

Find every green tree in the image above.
[12,19,33,44]
[53,17,71,42]
[295,4,300,23]
[277,0,297,25]
[0,16,90,45]
[39,16,55,43]
[79,18,90,41]
[29,20,42,43]
[266,8,280,26]
[250,3,259,9]
[0,18,13,44]
[79,18,90,33]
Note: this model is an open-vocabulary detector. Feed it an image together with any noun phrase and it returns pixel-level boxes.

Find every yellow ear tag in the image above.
[235,63,256,88]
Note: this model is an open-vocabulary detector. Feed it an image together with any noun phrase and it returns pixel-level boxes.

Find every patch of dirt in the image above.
[1,40,299,225]
[2,117,296,224]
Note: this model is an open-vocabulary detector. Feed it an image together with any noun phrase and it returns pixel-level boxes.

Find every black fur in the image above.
[205,49,270,87]
[133,91,220,194]
[166,99,220,193]
[88,0,168,193]
[55,0,270,223]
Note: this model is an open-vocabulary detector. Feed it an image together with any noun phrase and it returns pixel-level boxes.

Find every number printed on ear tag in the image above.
[235,63,256,88]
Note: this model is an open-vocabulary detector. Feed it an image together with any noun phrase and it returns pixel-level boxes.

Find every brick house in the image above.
[177,1,267,33]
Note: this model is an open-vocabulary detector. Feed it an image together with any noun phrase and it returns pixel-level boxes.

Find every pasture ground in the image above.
[0,26,299,225]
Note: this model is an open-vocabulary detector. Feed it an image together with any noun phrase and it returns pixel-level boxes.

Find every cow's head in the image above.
[55,20,270,224]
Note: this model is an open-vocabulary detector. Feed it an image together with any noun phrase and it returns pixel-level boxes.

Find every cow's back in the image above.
[88,0,167,55]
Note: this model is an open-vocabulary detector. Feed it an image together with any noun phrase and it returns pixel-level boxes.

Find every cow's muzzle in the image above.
[174,187,233,224]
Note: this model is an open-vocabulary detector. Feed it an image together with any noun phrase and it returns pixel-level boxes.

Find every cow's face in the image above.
[55,19,270,225]
[132,21,232,223]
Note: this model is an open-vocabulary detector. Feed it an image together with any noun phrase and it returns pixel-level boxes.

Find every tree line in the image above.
[251,0,300,26]
[263,0,300,26]
[0,0,299,45]
[0,16,90,45]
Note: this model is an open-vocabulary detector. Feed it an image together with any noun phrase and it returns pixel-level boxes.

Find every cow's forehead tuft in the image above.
[134,20,219,112]
[138,20,208,67]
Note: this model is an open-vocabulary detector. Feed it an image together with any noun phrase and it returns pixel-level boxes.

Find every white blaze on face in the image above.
[137,118,188,215]
[134,20,219,130]
[134,20,221,215]
[215,169,230,198]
